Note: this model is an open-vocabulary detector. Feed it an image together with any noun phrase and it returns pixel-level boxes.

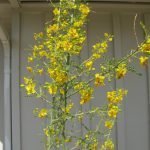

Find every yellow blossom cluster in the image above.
[138,37,150,66]
[21,77,36,95]
[107,89,127,118]
[116,63,127,79]
[107,89,128,104]
[84,33,113,71]
[84,133,98,150]
[107,105,120,118]
[74,82,94,105]
[33,108,48,119]
[48,68,68,85]
[53,8,60,16]
[94,74,105,87]
[38,68,44,75]
[22,0,91,95]
[46,83,58,95]
[101,139,115,150]
[26,66,33,73]
[34,32,43,40]
[43,126,55,137]
[38,108,48,118]
[80,88,93,105]
[140,38,150,54]
[79,4,90,15]
[105,120,114,129]
[104,89,127,131]
[28,56,33,63]
[85,60,93,70]
[139,56,148,66]
[43,127,50,137]
[62,103,74,113]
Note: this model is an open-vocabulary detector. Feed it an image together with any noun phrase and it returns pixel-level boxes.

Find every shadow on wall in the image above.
[0,41,4,150]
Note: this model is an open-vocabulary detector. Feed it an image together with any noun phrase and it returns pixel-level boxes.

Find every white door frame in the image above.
[0,24,11,150]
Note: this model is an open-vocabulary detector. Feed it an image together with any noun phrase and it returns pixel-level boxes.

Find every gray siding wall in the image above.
[11,4,150,150]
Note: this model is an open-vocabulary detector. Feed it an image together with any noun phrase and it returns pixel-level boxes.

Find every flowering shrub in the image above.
[21,0,150,149]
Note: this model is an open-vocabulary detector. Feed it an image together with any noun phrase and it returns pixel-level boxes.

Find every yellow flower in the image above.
[44,126,55,137]
[33,45,43,51]
[48,69,68,84]
[48,68,55,77]
[79,37,86,44]
[61,41,73,51]
[93,43,101,50]
[80,94,91,105]
[101,42,108,49]
[107,89,127,104]
[68,28,79,38]
[24,77,30,84]
[62,103,74,113]
[80,88,93,105]
[101,139,115,150]
[25,83,36,95]
[43,128,49,137]
[65,137,72,143]
[92,53,101,59]
[28,57,33,63]
[37,69,43,75]
[105,120,114,129]
[107,91,116,102]
[55,138,60,144]
[74,82,83,90]
[39,51,47,57]
[23,78,36,95]
[34,32,43,40]
[73,21,83,27]
[90,142,98,150]
[79,4,90,15]
[26,67,33,72]
[56,73,68,84]
[140,43,150,53]
[60,88,65,95]
[63,10,68,15]
[139,56,148,66]
[38,108,48,118]
[116,64,127,79]
[85,134,89,139]
[47,24,59,33]
[53,8,60,15]
[94,74,105,87]
[48,84,57,95]
[61,21,68,28]
[85,61,93,70]
[104,33,109,37]
[108,105,119,118]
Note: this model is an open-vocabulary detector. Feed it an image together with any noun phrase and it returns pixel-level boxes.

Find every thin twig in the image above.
[134,14,139,47]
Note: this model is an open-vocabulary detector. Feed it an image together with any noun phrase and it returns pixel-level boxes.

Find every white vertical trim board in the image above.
[0,24,11,150]
[11,11,21,150]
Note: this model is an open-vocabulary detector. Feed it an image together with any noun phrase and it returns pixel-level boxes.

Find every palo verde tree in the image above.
[21,0,150,149]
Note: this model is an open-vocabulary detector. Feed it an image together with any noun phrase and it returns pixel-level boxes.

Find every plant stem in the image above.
[67,48,140,98]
